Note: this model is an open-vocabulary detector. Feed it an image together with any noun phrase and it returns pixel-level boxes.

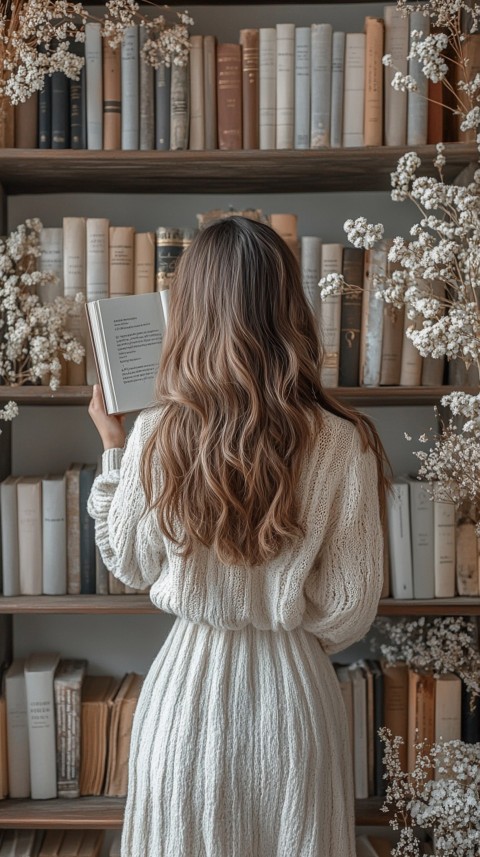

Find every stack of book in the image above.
[0,466,150,597]
[4,654,143,800]
[333,657,480,801]
[11,8,478,151]
[386,478,480,600]
[0,830,104,856]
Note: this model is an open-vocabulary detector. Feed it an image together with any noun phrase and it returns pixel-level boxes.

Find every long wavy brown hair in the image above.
[141,216,391,566]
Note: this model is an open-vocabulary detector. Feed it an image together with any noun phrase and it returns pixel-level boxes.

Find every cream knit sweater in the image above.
[87,405,384,857]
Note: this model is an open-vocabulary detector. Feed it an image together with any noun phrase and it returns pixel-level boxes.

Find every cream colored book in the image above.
[275,23,295,149]
[134,232,155,295]
[189,35,205,150]
[456,514,479,596]
[39,227,64,303]
[269,212,299,261]
[433,499,456,597]
[399,314,423,385]
[42,475,67,595]
[109,226,135,297]
[63,216,86,385]
[434,673,461,743]
[86,291,168,414]
[319,243,343,387]
[5,659,30,798]
[343,33,365,147]
[25,652,61,799]
[17,477,42,596]
[384,5,408,146]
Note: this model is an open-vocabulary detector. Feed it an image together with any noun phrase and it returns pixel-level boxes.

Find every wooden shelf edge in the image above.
[0,797,387,828]
[378,598,480,615]
[1,385,478,407]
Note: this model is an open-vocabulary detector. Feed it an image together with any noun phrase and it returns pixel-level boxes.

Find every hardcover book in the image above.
[86,291,168,414]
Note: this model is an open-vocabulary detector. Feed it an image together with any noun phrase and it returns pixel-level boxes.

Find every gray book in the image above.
[139,26,154,150]
[310,23,332,148]
[330,32,345,148]
[155,63,171,150]
[121,25,139,150]
[399,477,435,599]
[0,477,20,597]
[204,35,217,150]
[301,236,322,338]
[259,27,276,149]
[5,660,30,797]
[25,652,61,800]
[294,27,310,150]
[42,476,67,596]
[170,61,189,150]
[85,23,103,150]
[407,11,429,145]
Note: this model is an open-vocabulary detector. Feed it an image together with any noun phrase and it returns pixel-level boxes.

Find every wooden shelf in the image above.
[1,385,477,407]
[3,595,480,615]
[0,145,477,194]
[0,797,387,828]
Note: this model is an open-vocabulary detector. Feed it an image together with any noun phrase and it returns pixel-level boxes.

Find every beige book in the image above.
[319,243,343,387]
[381,660,408,771]
[78,831,104,857]
[269,213,299,261]
[108,571,125,595]
[109,226,135,297]
[379,304,404,385]
[383,5,408,146]
[399,314,423,385]
[434,499,456,597]
[80,675,121,796]
[275,23,295,149]
[189,35,205,150]
[434,673,461,743]
[134,232,155,295]
[456,514,478,596]
[66,463,82,595]
[364,17,384,146]
[407,669,435,772]
[105,673,144,797]
[63,216,87,385]
[343,33,365,147]
[103,42,121,150]
[39,831,65,857]
[204,36,217,150]
[25,652,61,799]
[347,665,368,799]
[5,659,30,798]
[360,242,389,386]
[17,477,42,595]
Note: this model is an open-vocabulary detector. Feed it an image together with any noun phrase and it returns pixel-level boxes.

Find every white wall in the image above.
[7,3,434,846]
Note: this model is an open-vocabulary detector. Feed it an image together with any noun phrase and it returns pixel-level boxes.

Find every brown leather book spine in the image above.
[216,43,242,150]
[427,79,443,144]
[239,29,259,149]
[0,99,14,148]
[381,661,408,771]
[15,93,38,148]
[364,17,384,146]
[103,42,121,151]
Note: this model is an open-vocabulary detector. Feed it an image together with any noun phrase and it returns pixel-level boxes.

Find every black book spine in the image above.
[38,75,52,148]
[155,227,185,290]
[339,248,364,387]
[51,71,69,149]
[155,64,171,150]
[70,66,86,149]
[79,464,97,594]
[461,681,480,743]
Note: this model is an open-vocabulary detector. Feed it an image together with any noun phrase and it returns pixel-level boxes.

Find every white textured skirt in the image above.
[120,617,356,857]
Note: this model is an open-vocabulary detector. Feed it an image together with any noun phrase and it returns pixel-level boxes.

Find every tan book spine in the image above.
[434,499,456,597]
[399,314,423,386]
[381,661,408,771]
[103,42,121,151]
[0,98,14,147]
[456,35,480,142]
[408,670,435,772]
[15,93,38,148]
[204,36,217,150]
[240,29,259,149]
[364,17,384,146]
[189,35,205,150]
[434,674,461,743]
[63,216,87,385]
[383,6,408,146]
[109,226,135,297]
[108,571,125,594]
[217,43,242,150]
[17,477,43,595]
[134,232,155,295]
[39,830,65,856]
[66,464,82,596]
[269,212,299,261]
[456,514,479,596]
[379,304,404,385]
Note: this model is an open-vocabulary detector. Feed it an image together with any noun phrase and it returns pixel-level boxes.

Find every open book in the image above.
[85,291,169,415]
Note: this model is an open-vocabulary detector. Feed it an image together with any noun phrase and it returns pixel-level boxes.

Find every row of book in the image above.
[1,655,143,800]
[0,831,104,857]
[334,658,480,801]
[9,9,477,151]
[0,469,149,597]
[386,480,480,600]
[36,212,480,389]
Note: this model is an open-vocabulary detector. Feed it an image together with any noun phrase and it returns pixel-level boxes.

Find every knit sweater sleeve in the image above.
[302,427,384,655]
[87,409,165,590]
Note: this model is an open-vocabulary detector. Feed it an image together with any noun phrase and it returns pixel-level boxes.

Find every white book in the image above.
[301,236,322,338]
[276,23,295,149]
[0,476,20,597]
[434,499,456,597]
[121,25,139,150]
[85,23,103,150]
[86,292,167,414]
[407,11,430,145]
[63,217,86,298]
[343,33,365,147]
[42,476,67,596]
[386,481,414,599]
[400,477,435,599]
[348,664,368,799]
[86,219,109,302]
[294,27,310,150]
[330,32,345,148]
[456,516,478,596]
[25,652,60,800]
[434,674,461,744]
[384,5,408,146]
[189,35,205,150]
[320,243,343,387]
[5,660,30,798]
[17,477,42,596]
[139,25,155,151]
[38,227,63,304]
[360,242,388,387]
[259,28,276,149]
[310,23,332,148]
